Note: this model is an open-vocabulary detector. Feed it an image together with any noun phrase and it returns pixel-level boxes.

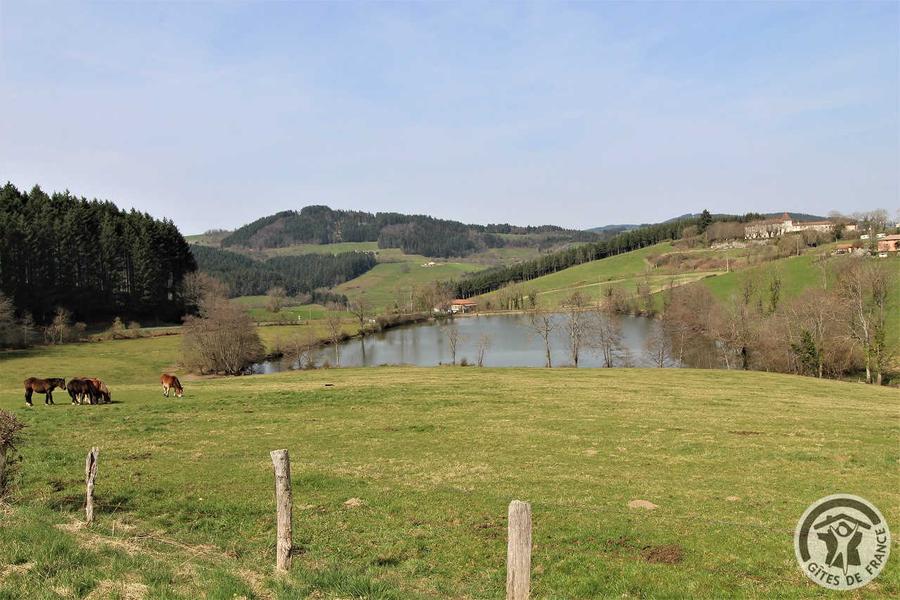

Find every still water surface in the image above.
[254,312,671,373]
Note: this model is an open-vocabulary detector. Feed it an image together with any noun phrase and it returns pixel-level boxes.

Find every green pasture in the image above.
[0,344,897,598]
[334,262,484,312]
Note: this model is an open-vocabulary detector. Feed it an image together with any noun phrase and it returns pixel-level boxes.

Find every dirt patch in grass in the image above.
[57,520,143,556]
[343,497,364,508]
[641,544,684,564]
[85,579,148,600]
[728,430,762,436]
[627,499,658,510]
[0,561,33,582]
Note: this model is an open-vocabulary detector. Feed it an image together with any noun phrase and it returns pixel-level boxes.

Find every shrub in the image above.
[0,411,26,498]
[182,297,265,375]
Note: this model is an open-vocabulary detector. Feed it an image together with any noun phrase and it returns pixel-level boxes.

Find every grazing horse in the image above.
[67,379,98,405]
[24,377,65,406]
[89,378,111,404]
[160,373,184,398]
[77,377,111,404]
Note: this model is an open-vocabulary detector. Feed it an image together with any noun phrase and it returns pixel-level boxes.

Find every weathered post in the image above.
[85,447,99,524]
[506,500,532,600]
[270,449,293,571]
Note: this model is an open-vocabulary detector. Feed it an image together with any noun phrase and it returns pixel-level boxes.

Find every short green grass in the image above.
[702,254,824,303]
[0,337,898,598]
[232,298,339,324]
[184,231,231,247]
[334,262,484,312]
[473,243,724,308]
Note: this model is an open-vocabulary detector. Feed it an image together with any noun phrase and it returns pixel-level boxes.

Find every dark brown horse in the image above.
[24,377,65,406]
[160,373,184,398]
[67,378,99,405]
[76,377,111,404]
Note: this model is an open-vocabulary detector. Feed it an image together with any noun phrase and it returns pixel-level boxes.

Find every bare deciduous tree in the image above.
[527,308,556,368]
[45,307,73,344]
[644,321,673,368]
[182,292,265,375]
[589,309,623,368]
[183,272,230,313]
[785,288,850,378]
[562,292,589,367]
[266,286,287,313]
[279,328,319,369]
[476,333,492,367]
[348,297,373,332]
[837,258,895,384]
[445,324,462,365]
[324,313,344,366]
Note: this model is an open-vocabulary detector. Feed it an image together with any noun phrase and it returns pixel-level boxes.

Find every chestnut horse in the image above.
[160,373,184,398]
[24,377,65,406]
[88,378,111,404]
[75,377,111,404]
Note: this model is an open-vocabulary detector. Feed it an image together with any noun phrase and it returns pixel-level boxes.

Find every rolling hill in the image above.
[219,205,597,258]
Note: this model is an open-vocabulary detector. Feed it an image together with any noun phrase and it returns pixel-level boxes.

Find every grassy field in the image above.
[184,231,230,247]
[701,254,825,303]
[0,337,898,599]
[335,262,484,312]
[231,298,338,324]
[473,243,724,308]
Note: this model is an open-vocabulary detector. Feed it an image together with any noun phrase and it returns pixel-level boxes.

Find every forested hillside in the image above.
[191,245,376,298]
[0,182,195,323]
[221,205,597,257]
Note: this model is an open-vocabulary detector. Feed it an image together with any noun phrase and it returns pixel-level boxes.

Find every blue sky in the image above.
[1,1,897,233]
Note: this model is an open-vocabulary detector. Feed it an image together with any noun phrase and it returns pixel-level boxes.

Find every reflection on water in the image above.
[254,312,675,373]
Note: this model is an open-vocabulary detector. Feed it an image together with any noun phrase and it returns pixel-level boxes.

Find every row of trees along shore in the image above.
[452,211,761,298]
[0,182,196,324]
[504,254,894,385]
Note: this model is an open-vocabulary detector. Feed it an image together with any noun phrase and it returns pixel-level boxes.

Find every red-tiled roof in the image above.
[451,299,477,305]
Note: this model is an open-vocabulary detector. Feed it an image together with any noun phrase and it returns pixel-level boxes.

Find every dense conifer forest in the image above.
[221,205,597,257]
[190,245,376,298]
[0,182,195,324]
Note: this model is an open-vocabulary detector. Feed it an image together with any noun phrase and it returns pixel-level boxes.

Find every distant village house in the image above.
[876,234,900,256]
[449,299,478,314]
[744,213,856,240]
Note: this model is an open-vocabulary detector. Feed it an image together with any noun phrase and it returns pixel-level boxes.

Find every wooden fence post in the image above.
[85,447,99,525]
[270,449,293,571]
[506,500,532,600]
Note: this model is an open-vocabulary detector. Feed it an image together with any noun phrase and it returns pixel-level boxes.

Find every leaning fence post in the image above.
[270,449,293,571]
[506,500,532,600]
[85,447,99,525]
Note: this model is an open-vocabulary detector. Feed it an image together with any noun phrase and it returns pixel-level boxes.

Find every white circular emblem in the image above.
[794,493,891,590]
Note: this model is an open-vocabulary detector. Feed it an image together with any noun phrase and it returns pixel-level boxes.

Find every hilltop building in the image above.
[744,213,856,240]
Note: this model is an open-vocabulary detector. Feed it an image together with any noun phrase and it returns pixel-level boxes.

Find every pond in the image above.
[253,312,676,373]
